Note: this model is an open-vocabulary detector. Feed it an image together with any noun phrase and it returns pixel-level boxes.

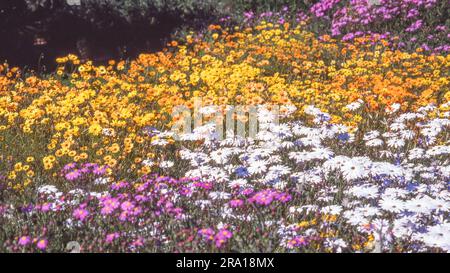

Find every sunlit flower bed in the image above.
[2,104,450,252]
[0,17,449,252]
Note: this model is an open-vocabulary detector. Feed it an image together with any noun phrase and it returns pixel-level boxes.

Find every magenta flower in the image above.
[217,229,233,239]
[249,189,276,206]
[241,188,254,196]
[214,229,233,248]
[62,163,76,171]
[134,194,148,202]
[179,187,192,196]
[18,236,31,246]
[136,184,148,192]
[276,192,292,203]
[215,237,227,248]
[73,208,89,221]
[193,181,213,190]
[40,202,51,212]
[111,181,129,190]
[105,232,120,243]
[130,237,144,248]
[93,166,107,176]
[229,199,244,208]
[119,211,129,222]
[120,201,134,212]
[36,239,48,250]
[406,19,423,33]
[287,236,308,248]
[65,170,81,181]
[198,228,215,241]
[101,197,120,209]
[101,205,115,215]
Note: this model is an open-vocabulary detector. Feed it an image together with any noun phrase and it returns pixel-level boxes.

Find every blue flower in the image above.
[406,182,419,192]
[235,166,249,178]
[294,140,303,146]
[337,133,350,142]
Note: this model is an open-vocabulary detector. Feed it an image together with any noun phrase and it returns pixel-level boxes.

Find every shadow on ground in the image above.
[0,0,226,72]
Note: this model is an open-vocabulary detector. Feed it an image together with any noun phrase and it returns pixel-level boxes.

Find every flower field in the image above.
[0,1,449,253]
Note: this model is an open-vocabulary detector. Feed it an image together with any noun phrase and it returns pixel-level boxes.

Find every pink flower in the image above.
[193,181,213,190]
[215,237,227,248]
[198,228,215,241]
[229,199,244,208]
[119,211,129,221]
[276,192,292,203]
[102,197,120,208]
[62,163,76,171]
[41,202,51,212]
[130,237,144,248]
[100,197,120,215]
[134,195,148,202]
[249,189,276,206]
[111,181,129,190]
[101,205,115,215]
[120,201,134,212]
[287,236,308,248]
[18,236,31,246]
[65,170,81,181]
[131,206,143,216]
[36,239,48,250]
[214,229,233,248]
[73,208,89,221]
[179,187,192,196]
[105,232,120,243]
[241,188,254,196]
[217,229,233,239]
[92,166,107,175]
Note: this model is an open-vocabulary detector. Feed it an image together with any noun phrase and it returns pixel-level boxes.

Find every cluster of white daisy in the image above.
[174,103,450,252]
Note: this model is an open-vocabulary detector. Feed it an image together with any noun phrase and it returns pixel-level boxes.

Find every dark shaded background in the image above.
[0,0,227,72]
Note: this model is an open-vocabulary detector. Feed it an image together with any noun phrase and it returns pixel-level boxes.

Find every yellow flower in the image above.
[88,123,102,136]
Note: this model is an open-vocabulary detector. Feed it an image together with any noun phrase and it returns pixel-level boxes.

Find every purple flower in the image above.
[36,239,48,250]
[244,11,254,20]
[179,187,192,196]
[310,0,341,17]
[241,188,254,196]
[40,202,51,212]
[406,9,419,18]
[119,211,129,221]
[111,181,129,190]
[343,33,355,41]
[198,228,215,241]
[406,20,423,33]
[101,205,115,215]
[105,233,120,243]
[214,229,233,248]
[229,199,244,208]
[130,237,144,248]
[120,201,134,212]
[287,236,308,248]
[101,197,120,209]
[62,163,76,171]
[65,170,81,181]
[249,189,276,206]
[217,229,232,239]
[73,208,89,221]
[18,236,31,246]
[276,192,292,203]
[93,166,107,176]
